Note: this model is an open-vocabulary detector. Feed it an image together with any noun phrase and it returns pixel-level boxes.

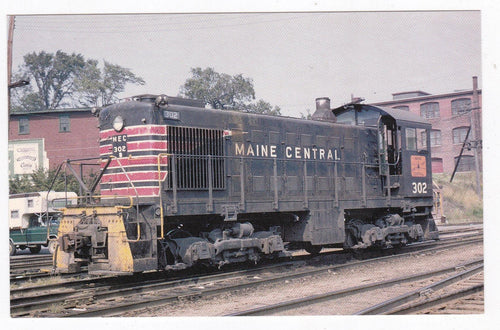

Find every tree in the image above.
[246,99,282,116]
[75,60,145,107]
[179,67,281,115]
[9,168,87,195]
[11,50,145,111]
[300,109,313,120]
[11,51,86,111]
[179,67,252,110]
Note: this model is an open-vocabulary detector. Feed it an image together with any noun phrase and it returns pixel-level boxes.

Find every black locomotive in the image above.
[55,94,438,275]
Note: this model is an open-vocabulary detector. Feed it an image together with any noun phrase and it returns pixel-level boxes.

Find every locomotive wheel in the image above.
[304,243,322,255]
[29,246,41,254]
[9,241,16,256]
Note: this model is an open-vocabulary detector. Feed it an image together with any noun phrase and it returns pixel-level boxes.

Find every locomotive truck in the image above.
[54,95,438,275]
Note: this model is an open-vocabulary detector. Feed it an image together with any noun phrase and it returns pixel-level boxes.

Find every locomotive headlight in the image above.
[113,116,125,132]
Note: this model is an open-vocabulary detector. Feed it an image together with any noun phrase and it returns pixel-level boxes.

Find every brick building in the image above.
[8,108,100,178]
[372,80,482,174]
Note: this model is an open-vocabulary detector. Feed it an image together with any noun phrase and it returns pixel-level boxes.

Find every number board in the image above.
[112,134,128,158]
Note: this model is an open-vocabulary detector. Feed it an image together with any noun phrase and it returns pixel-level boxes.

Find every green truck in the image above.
[9,191,77,256]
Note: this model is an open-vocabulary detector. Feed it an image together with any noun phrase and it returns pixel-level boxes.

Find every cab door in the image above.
[401,125,433,197]
[377,115,403,198]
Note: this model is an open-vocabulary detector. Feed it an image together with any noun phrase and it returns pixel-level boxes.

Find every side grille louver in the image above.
[166,126,225,190]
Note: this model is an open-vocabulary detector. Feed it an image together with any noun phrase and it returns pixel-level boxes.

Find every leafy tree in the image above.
[180,67,281,116]
[179,67,255,110]
[300,109,313,120]
[246,99,282,116]
[11,50,145,111]
[75,60,145,107]
[8,175,34,195]
[11,50,86,111]
[9,167,91,195]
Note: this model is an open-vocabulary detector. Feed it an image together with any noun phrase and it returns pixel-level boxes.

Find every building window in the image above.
[451,98,472,116]
[11,210,19,218]
[19,117,29,134]
[59,115,70,132]
[432,158,443,173]
[429,130,441,147]
[420,102,440,119]
[393,105,409,111]
[452,126,470,144]
[454,155,474,172]
[27,199,34,208]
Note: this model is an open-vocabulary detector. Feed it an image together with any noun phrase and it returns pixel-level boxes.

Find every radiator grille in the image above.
[166,126,225,190]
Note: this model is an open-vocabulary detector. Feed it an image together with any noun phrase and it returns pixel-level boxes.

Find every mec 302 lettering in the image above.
[411,182,428,194]
[112,134,128,157]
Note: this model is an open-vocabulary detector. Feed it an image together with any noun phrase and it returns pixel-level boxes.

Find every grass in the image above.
[433,172,483,224]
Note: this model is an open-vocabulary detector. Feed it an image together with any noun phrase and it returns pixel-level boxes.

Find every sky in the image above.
[9,11,482,117]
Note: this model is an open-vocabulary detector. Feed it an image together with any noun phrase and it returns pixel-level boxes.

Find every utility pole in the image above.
[8,15,14,87]
[7,15,29,113]
[470,76,482,196]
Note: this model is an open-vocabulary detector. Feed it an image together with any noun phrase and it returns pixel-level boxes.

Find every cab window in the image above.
[406,127,428,152]
[406,128,417,151]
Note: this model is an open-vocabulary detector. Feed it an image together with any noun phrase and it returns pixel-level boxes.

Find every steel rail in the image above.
[227,259,483,316]
[10,260,297,316]
[387,283,484,315]
[355,263,484,315]
[10,254,53,262]
[62,238,482,317]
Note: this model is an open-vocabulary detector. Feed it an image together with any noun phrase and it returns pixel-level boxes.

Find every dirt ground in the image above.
[126,242,484,316]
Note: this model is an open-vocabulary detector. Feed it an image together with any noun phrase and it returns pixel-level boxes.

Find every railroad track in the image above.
[10,231,482,317]
[10,255,53,272]
[437,226,483,237]
[229,259,483,316]
[387,271,484,314]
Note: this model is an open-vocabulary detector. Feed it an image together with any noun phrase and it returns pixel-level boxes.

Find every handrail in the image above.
[157,153,171,239]
[111,156,142,242]
[52,195,134,209]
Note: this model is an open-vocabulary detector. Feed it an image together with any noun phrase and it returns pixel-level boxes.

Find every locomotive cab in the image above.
[333,103,433,199]
[333,104,438,247]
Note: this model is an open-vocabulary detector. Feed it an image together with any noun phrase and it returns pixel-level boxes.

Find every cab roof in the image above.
[332,103,431,127]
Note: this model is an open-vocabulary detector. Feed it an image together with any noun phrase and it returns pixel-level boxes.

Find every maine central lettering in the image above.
[234,142,340,160]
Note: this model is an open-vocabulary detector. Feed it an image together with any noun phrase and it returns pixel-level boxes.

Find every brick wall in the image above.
[373,90,482,174]
[9,110,101,175]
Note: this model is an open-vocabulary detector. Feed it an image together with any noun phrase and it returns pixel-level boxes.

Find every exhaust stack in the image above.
[311,97,335,122]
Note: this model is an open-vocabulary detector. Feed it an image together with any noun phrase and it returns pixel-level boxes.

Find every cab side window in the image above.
[406,128,417,151]
[406,128,428,153]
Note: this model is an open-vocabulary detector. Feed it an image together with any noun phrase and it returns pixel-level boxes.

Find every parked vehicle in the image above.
[9,191,77,256]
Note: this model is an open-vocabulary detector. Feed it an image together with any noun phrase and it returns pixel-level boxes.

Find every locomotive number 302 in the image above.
[412,182,428,194]
[112,134,128,157]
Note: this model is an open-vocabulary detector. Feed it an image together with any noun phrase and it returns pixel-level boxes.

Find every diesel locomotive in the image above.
[54,94,439,275]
